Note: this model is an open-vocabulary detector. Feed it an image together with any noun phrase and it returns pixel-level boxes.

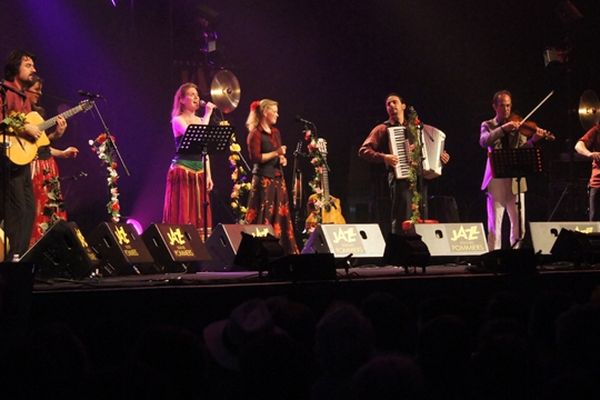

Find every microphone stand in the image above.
[91,102,130,177]
[291,139,305,239]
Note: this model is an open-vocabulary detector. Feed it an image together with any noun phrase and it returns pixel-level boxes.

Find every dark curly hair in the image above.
[4,49,35,81]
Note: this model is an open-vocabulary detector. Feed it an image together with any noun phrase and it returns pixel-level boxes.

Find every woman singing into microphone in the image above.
[162,82,216,239]
[244,99,299,254]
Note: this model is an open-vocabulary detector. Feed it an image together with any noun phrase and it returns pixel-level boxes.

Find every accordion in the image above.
[387,126,411,179]
[421,124,446,179]
[387,124,446,180]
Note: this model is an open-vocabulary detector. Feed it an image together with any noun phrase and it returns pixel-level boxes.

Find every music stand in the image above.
[177,124,234,241]
[490,147,544,248]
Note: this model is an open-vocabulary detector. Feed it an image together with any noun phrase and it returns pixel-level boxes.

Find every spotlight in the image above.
[125,218,143,235]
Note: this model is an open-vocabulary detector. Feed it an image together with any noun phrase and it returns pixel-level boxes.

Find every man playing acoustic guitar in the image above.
[0,50,66,259]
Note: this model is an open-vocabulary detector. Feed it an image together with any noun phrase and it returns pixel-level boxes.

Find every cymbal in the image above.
[578,89,600,131]
[210,69,241,114]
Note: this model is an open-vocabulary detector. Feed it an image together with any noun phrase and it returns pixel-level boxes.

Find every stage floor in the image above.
[31,261,600,293]
[10,260,599,370]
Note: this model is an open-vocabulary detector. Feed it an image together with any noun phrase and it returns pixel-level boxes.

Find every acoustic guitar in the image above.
[3,100,94,165]
[305,138,346,232]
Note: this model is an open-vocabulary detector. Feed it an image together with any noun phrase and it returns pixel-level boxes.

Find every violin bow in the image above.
[520,90,554,123]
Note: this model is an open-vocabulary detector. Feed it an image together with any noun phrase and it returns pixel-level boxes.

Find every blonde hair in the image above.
[171,82,199,120]
[245,99,278,131]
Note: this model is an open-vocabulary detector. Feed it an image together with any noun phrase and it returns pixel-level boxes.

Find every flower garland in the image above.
[406,106,423,224]
[304,128,325,228]
[227,125,251,223]
[88,133,120,222]
[1,111,27,135]
[39,167,66,233]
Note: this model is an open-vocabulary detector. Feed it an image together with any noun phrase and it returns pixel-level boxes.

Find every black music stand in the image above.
[490,147,544,248]
[177,124,234,241]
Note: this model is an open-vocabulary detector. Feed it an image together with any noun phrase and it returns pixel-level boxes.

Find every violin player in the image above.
[479,90,551,250]
[574,123,600,221]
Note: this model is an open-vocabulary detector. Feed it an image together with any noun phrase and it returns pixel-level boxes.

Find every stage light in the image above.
[126,218,143,235]
[110,0,117,7]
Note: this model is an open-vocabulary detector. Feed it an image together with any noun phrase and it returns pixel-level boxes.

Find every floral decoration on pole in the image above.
[406,106,423,225]
[304,128,325,228]
[227,123,251,223]
[89,133,120,222]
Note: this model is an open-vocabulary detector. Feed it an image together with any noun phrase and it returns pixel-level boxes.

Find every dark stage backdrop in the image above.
[2,0,599,237]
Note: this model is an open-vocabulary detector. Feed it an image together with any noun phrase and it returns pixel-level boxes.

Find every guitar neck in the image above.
[322,157,330,202]
[38,104,85,131]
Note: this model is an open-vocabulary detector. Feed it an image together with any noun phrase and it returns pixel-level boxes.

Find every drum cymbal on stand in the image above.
[579,89,600,131]
[210,70,241,114]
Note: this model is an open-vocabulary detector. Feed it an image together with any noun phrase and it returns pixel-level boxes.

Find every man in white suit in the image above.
[480,90,549,250]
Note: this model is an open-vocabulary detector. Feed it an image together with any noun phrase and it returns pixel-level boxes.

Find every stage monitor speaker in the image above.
[20,220,97,280]
[550,228,600,265]
[233,232,285,271]
[142,224,211,273]
[414,223,488,257]
[89,222,158,275]
[480,248,537,274]
[203,223,275,272]
[383,233,430,267]
[269,253,337,281]
[301,224,385,265]
[530,221,600,255]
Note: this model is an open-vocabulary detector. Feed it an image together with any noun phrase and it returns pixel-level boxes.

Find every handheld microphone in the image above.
[78,90,104,99]
[295,115,314,126]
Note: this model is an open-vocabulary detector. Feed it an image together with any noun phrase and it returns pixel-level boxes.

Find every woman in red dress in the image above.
[244,99,299,254]
[26,76,79,246]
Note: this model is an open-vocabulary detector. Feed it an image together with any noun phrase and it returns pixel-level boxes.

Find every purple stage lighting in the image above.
[126,218,143,235]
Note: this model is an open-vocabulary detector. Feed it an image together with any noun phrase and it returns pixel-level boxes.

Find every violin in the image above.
[509,114,555,141]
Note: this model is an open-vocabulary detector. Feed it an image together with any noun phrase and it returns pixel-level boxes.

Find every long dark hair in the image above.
[4,49,35,81]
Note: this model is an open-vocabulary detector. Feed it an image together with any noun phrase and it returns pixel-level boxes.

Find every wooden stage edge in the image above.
[26,262,600,330]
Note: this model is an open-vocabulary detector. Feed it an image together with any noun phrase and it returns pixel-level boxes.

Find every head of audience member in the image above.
[240,330,313,400]
[203,298,280,372]
[555,302,600,373]
[314,302,375,378]
[472,318,537,400]
[350,354,424,400]
[125,325,208,400]
[360,291,414,355]
[266,295,317,350]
